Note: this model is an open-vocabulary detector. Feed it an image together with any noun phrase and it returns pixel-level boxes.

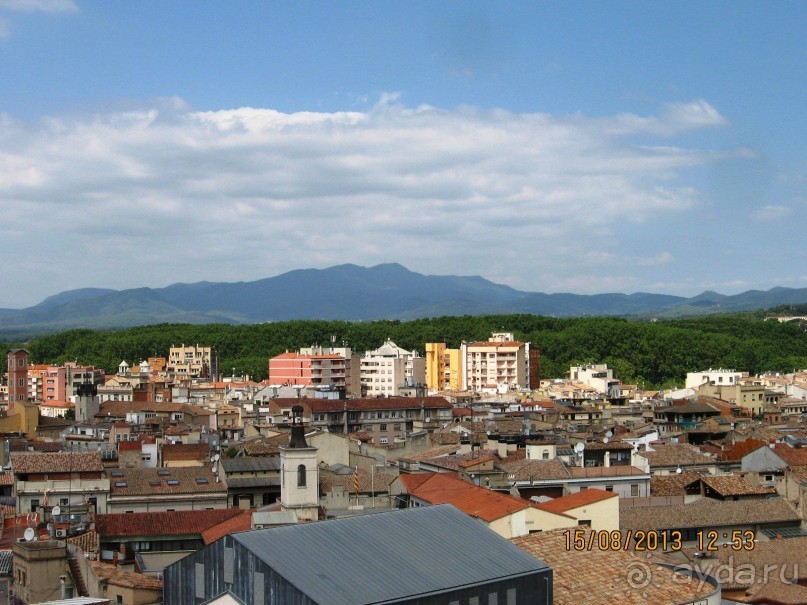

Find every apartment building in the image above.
[425,343,464,392]
[360,339,425,397]
[685,368,744,389]
[462,333,538,393]
[166,344,219,380]
[268,346,361,396]
[308,396,453,443]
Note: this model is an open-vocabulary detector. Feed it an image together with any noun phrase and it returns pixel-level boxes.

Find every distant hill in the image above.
[1,263,806,334]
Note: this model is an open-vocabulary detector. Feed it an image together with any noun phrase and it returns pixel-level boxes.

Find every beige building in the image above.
[463,332,534,393]
[697,381,765,417]
[360,339,425,397]
[167,344,218,379]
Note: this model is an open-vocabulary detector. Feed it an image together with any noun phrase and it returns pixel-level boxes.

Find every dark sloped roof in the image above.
[221,458,280,473]
[231,504,549,605]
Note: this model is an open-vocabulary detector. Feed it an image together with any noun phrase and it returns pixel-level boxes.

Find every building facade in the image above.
[462,333,534,393]
[360,339,425,397]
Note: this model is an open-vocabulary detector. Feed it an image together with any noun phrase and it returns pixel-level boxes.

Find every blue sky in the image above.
[1,1,806,308]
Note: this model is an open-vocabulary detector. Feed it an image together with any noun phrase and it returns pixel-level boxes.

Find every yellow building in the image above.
[425,343,464,392]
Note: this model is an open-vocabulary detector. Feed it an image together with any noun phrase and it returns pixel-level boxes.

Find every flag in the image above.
[353,466,360,495]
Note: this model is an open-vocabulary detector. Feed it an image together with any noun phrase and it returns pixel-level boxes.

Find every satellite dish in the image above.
[212,454,220,462]
[603,437,609,444]
[23,527,34,541]
[676,466,683,474]
[574,442,585,453]
[51,506,61,517]
[605,430,613,439]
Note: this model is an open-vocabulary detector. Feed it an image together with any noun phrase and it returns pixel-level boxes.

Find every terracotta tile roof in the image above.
[743,574,807,604]
[535,488,617,514]
[108,466,226,496]
[638,444,715,468]
[457,455,496,468]
[695,474,777,497]
[421,450,498,472]
[117,440,142,452]
[717,438,768,461]
[397,473,434,492]
[512,529,717,605]
[685,536,807,592]
[771,443,807,467]
[90,561,164,591]
[0,471,13,486]
[430,431,461,446]
[66,529,99,554]
[162,442,210,462]
[394,444,460,463]
[499,457,572,482]
[96,509,243,538]
[242,438,281,457]
[650,471,701,496]
[320,468,395,494]
[567,466,648,479]
[11,451,104,474]
[409,473,530,522]
[201,509,253,544]
[621,497,799,532]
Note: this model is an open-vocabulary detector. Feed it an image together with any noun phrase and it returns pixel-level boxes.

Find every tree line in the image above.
[2,313,806,389]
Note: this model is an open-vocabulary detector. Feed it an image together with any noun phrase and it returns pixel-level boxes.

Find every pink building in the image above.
[28,365,68,402]
[268,350,360,396]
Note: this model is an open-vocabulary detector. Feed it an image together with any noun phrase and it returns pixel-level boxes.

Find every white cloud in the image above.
[0,98,740,307]
[0,0,78,12]
[753,204,792,221]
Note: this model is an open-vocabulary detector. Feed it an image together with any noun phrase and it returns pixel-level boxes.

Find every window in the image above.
[630,484,640,497]
[380,424,387,431]
[297,464,306,487]
[542,451,549,460]
[117,595,123,604]
[379,437,388,444]
[605,485,614,492]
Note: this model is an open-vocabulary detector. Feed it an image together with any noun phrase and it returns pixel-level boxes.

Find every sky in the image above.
[1,1,806,308]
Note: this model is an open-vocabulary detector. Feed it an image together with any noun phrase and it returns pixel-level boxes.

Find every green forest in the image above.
[2,313,806,389]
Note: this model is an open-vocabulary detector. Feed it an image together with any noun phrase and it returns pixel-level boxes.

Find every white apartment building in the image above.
[685,369,744,390]
[570,364,615,394]
[360,339,425,397]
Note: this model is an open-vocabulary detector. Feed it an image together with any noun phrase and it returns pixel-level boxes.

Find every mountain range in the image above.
[1,263,806,335]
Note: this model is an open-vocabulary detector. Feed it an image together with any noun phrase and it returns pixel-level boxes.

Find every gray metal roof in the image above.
[232,504,549,605]
[222,457,280,472]
[225,476,280,489]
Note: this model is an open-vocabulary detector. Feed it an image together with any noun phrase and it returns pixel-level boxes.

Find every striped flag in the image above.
[353,466,360,495]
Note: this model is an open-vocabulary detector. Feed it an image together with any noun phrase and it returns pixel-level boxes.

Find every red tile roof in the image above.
[535,488,618,514]
[408,473,530,522]
[771,443,807,467]
[11,451,104,473]
[201,510,253,544]
[162,442,210,462]
[96,509,243,538]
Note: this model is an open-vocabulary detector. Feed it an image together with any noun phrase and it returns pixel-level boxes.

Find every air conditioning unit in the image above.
[55,529,67,538]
